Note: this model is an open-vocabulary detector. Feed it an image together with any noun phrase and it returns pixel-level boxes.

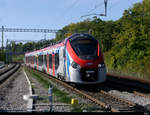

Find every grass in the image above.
[104,52,150,80]
[24,66,104,112]
[24,67,72,104]
[106,68,150,80]
[12,54,24,62]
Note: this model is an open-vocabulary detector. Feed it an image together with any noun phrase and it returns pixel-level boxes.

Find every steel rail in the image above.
[106,77,150,92]
[134,91,150,99]
[107,73,150,85]
[0,64,20,85]
[0,64,16,76]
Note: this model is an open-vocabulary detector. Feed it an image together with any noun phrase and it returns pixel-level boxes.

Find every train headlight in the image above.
[71,61,81,70]
[98,61,105,68]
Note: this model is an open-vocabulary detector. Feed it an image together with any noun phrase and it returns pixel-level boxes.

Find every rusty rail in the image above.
[134,91,150,99]
[107,73,150,85]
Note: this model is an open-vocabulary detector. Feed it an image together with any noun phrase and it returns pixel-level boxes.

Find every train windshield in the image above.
[70,37,98,60]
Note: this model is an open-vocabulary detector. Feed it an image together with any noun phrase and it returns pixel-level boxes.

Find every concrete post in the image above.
[48,85,53,112]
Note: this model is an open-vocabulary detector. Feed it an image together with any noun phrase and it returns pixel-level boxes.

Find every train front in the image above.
[65,34,107,84]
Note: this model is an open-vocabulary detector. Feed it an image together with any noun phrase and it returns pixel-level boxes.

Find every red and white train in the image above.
[25,33,107,84]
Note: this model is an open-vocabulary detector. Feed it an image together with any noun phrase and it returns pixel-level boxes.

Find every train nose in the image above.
[85,70,95,78]
[86,74,90,78]
[81,68,98,82]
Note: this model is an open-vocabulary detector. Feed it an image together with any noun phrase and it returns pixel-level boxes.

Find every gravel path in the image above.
[108,90,150,109]
[0,67,29,112]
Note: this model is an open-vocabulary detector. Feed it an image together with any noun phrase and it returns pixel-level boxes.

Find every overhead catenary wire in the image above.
[57,0,79,22]
[81,0,108,18]
[86,1,105,14]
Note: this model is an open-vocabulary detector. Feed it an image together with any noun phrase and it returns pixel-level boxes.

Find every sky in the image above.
[0,0,143,46]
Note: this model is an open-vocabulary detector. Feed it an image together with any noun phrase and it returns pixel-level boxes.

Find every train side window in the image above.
[41,55,43,66]
[28,57,29,63]
[55,53,59,70]
[36,56,38,64]
[49,54,52,68]
[30,56,32,63]
[33,56,34,64]
[26,56,28,63]
[29,56,31,63]
[34,56,36,64]
[27,57,28,63]
[32,56,33,63]
[38,55,43,66]
[31,56,32,64]
[38,55,40,66]
[63,49,65,57]
[31,56,34,64]
[30,56,32,64]
[44,55,47,67]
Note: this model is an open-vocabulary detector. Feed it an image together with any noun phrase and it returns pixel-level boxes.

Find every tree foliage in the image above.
[5,0,150,77]
[107,0,150,77]
[55,0,150,77]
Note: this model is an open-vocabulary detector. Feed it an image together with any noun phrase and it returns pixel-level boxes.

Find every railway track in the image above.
[0,64,16,76]
[26,67,149,112]
[133,91,150,99]
[106,74,150,101]
[105,79,150,100]
[107,73,150,85]
[0,61,5,69]
[101,74,150,112]
[77,84,147,112]
[0,64,20,85]
[0,64,30,112]
[107,73,150,92]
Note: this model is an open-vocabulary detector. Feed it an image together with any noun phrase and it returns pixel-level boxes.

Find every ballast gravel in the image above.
[0,68,29,112]
[108,90,150,108]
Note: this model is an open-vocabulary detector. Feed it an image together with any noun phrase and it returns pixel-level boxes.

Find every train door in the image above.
[52,54,55,76]
[57,48,65,76]
[43,55,47,72]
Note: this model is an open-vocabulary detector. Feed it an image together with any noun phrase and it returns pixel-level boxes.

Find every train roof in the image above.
[25,33,94,56]
[64,33,95,42]
[25,41,64,55]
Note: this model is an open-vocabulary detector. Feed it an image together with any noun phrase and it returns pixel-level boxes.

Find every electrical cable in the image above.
[57,0,79,21]
[86,1,105,14]
[81,0,108,18]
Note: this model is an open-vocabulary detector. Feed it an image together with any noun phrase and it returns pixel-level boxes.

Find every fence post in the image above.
[48,85,53,112]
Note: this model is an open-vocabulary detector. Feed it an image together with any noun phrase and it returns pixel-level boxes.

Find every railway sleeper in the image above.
[100,90,135,106]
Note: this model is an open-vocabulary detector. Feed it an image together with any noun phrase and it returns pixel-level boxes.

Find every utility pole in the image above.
[6,39,8,63]
[104,0,108,16]
[1,26,4,52]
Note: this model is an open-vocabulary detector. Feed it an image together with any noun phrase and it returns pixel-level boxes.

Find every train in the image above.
[25,33,107,84]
